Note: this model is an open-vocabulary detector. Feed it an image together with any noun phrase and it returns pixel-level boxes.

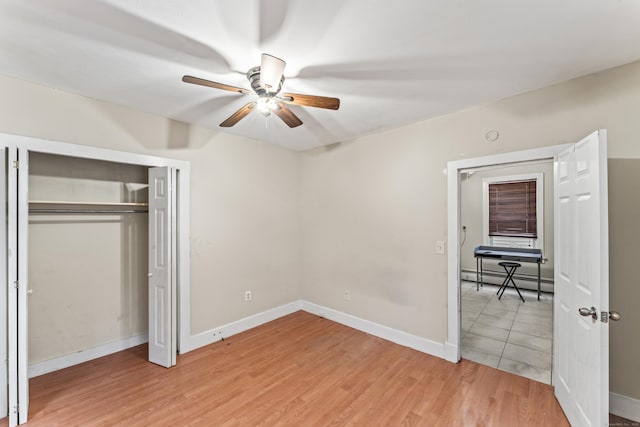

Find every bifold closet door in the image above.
[0,148,8,420]
[148,166,177,368]
[5,146,29,426]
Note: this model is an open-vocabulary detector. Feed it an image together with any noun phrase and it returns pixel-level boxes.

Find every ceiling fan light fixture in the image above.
[257,96,277,116]
[182,53,339,129]
[260,53,286,94]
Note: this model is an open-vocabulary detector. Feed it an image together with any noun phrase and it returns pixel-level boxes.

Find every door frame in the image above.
[445,143,571,362]
[0,132,191,424]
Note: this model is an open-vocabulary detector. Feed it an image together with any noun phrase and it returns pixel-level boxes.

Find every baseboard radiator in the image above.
[460,268,554,294]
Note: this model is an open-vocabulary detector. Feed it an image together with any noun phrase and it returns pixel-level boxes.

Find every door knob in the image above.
[579,307,622,323]
[609,311,621,321]
[578,306,598,322]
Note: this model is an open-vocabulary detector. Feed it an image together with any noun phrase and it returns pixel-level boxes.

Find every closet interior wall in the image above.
[28,152,149,367]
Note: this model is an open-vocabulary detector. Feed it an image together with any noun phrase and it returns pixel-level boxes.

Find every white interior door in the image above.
[148,166,176,368]
[553,130,609,426]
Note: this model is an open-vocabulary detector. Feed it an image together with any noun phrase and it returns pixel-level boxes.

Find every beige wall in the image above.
[300,60,640,399]
[608,159,640,399]
[0,75,301,359]
[459,161,554,289]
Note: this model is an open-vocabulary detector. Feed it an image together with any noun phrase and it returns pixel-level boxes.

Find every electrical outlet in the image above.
[436,240,446,254]
[244,290,252,302]
[344,290,350,301]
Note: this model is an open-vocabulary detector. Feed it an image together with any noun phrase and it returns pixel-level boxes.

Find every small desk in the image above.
[474,246,543,300]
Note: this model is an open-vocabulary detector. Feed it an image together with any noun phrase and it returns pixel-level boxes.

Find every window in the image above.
[481,172,544,250]
[488,180,537,238]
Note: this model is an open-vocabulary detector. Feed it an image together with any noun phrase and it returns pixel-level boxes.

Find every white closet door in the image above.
[17,148,29,425]
[6,147,29,426]
[6,147,18,427]
[0,148,8,420]
[148,167,176,368]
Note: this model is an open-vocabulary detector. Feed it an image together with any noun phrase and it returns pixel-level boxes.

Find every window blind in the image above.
[488,180,537,238]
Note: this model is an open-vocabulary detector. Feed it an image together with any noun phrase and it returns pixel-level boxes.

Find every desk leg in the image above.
[476,258,479,291]
[538,262,541,301]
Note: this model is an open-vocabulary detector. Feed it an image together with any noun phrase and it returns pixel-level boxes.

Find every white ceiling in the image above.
[1,0,640,151]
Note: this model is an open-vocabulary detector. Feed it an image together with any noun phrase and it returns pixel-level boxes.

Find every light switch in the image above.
[436,240,446,255]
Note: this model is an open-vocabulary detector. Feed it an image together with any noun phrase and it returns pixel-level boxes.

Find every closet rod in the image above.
[28,201,149,214]
[29,209,148,214]
[29,200,149,207]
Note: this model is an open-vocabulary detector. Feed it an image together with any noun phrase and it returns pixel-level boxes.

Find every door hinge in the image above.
[13,404,19,413]
[12,160,19,169]
[14,280,18,289]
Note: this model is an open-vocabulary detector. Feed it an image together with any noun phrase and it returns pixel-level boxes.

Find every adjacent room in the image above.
[459,160,554,384]
[1,1,640,426]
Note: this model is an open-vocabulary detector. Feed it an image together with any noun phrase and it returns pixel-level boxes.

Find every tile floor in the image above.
[460,280,553,384]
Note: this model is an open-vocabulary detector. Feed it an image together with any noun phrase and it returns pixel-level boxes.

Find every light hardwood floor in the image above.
[4,311,570,426]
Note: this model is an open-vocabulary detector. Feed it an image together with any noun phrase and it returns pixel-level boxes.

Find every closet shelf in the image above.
[29,200,149,214]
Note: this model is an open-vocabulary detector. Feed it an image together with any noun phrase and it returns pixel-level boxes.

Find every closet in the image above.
[1,133,190,426]
[28,153,149,373]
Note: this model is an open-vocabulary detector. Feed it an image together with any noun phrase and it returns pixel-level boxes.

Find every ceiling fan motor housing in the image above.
[247,66,284,97]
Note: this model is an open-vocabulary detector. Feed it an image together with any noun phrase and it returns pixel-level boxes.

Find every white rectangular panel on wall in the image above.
[148,167,175,368]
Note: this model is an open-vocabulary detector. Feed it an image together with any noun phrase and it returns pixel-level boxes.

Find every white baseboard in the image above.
[186,300,303,353]
[610,392,640,423]
[186,300,448,362]
[444,341,459,363]
[29,334,148,378]
[300,301,446,359]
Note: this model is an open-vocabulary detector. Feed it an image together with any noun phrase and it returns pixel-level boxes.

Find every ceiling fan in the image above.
[182,54,340,128]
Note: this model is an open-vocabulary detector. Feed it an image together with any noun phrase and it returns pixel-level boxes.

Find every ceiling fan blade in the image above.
[260,53,286,93]
[274,103,303,128]
[182,75,252,95]
[220,102,256,127]
[281,93,340,110]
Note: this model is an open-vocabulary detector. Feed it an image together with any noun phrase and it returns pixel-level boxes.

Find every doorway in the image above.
[444,143,570,365]
[458,160,554,384]
[447,132,613,425]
